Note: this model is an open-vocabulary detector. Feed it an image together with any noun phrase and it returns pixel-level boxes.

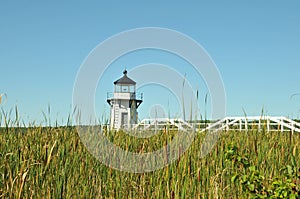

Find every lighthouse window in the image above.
[122,86,129,92]
[115,86,121,92]
[129,86,135,93]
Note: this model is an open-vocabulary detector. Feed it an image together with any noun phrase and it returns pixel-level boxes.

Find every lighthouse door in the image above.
[121,112,128,128]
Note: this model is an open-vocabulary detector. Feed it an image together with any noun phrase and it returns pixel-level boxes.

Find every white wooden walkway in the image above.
[133,118,194,131]
[131,116,300,133]
[201,116,300,133]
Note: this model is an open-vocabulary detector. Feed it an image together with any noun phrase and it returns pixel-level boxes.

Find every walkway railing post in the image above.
[226,119,229,131]
[239,119,242,132]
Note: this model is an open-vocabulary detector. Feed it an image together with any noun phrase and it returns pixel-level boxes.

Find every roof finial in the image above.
[123,69,127,75]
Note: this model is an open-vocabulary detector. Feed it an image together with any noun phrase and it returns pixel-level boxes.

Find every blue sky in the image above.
[1,1,300,125]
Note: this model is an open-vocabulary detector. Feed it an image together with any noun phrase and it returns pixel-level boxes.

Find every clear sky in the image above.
[1,1,300,125]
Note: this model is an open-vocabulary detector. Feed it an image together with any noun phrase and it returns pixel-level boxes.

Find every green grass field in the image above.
[0,125,299,198]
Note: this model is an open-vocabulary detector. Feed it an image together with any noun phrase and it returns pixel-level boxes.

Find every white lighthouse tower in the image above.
[107,70,143,129]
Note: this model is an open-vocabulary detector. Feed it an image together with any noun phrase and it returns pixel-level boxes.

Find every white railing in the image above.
[133,118,194,131]
[123,116,300,133]
[200,116,300,133]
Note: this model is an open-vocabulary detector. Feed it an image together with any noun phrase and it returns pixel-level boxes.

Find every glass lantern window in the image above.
[115,84,135,93]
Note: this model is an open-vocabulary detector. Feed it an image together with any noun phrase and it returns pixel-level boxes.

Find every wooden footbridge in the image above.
[130,116,300,133]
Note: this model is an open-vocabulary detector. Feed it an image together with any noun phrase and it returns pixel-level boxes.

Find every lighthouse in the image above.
[107,70,143,129]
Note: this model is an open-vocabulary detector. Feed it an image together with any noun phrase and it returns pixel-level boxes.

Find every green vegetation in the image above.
[0,124,299,198]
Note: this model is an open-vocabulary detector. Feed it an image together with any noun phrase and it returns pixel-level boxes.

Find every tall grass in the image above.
[0,113,299,198]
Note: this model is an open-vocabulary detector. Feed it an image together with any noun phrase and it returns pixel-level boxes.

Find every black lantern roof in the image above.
[114,70,136,85]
